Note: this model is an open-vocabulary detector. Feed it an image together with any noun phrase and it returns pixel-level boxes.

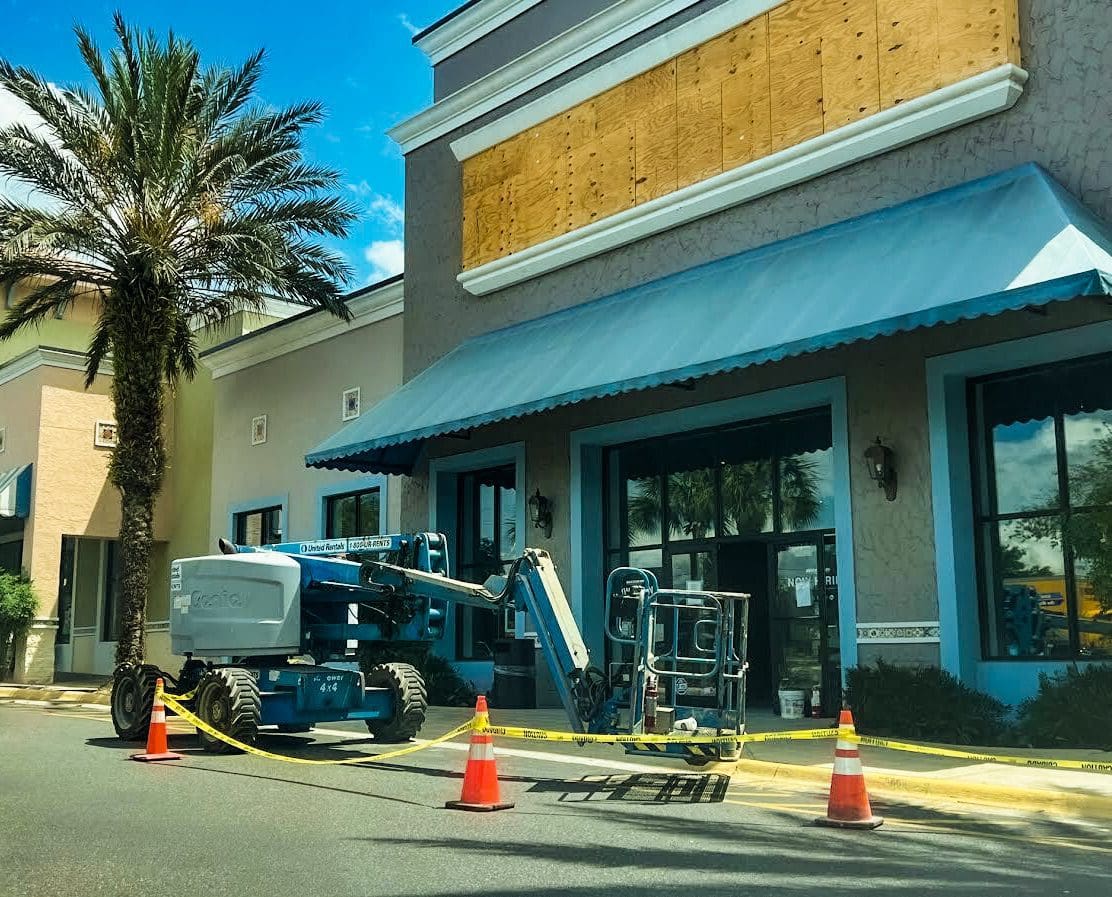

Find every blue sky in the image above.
[0,0,459,286]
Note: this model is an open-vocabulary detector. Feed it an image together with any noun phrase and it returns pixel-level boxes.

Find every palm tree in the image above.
[0,16,355,665]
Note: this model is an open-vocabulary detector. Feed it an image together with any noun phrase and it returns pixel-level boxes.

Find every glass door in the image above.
[771,536,840,715]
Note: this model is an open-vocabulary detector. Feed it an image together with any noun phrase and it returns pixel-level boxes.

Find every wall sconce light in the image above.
[864,438,897,501]
[528,488,553,538]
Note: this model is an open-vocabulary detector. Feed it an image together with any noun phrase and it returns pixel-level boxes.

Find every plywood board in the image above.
[678,17,770,89]
[769,0,853,48]
[567,124,635,230]
[722,64,772,169]
[676,84,723,189]
[769,39,824,152]
[937,0,1011,84]
[877,0,940,109]
[820,0,880,130]
[634,100,678,204]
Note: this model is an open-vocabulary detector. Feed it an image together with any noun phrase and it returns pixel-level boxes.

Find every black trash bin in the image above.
[491,638,536,709]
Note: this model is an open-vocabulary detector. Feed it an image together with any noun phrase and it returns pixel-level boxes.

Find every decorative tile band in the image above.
[145,620,170,633]
[856,621,941,644]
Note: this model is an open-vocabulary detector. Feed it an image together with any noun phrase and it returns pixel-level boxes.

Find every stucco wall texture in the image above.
[398,0,1111,666]
[209,313,406,545]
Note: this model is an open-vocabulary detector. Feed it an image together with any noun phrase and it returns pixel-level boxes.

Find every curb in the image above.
[734,757,1112,820]
[0,685,111,705]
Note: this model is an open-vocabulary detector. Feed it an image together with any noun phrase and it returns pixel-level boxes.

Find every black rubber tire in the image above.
[195,668,261,754]
[110,663,160,741]
[365,663,428,743]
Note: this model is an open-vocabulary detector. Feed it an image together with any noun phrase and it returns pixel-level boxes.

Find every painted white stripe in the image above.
[833,756,863,776]
[151,709,166,724]
[470,741,496,761]
[835,737,856,751]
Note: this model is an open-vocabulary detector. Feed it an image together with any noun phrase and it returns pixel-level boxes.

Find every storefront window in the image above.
[234,505,282,547]
[604,408,834,581]
[971,354,1112,659]
[325,488,381,538]
[456,465,516,659]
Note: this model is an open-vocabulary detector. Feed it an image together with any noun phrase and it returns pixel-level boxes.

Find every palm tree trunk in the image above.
[109,304,167,666]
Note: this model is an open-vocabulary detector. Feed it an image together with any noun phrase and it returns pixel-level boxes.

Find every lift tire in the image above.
[110,663,160,741]
[365,663,428,743]
[195,668,261,754]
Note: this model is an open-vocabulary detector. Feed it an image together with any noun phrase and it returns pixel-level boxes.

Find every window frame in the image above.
[233,505,284,547]
[602,407,836,588]
[968,351,1112,662]
[454,464,518,660]
[324,487,383,539]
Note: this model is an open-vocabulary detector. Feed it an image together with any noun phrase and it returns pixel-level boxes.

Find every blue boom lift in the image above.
[111,534,749,764]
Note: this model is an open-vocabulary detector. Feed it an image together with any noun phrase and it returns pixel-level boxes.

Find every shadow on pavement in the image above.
[528,772,730,804]
[353,802,1112,896]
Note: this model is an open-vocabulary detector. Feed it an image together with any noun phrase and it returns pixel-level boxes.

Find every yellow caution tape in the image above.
[166,688,197,704]
[477,723,837,746]
[159,691,473,765]
[853,734,1112,773]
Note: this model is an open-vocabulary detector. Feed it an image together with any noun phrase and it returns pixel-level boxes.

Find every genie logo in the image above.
[192,588,246,610]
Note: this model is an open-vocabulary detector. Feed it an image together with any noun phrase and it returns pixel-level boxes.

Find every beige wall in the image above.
[209,312,405,548]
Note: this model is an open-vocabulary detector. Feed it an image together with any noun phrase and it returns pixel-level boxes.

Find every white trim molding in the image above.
[448,0,783,161]
[415,0,544,65]
[203,279,404,379]
[459,63,1027,295]
[389,0,709,154]
[0,346,113,388]
[856,621,941,645]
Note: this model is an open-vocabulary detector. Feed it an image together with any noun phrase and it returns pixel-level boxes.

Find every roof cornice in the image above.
[414,0,543,65]
[202,279,404,379]
[0,346,112,388]
[388,0,703,154]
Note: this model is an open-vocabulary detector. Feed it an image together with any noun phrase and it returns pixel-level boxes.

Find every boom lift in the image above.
[111,534,749,764]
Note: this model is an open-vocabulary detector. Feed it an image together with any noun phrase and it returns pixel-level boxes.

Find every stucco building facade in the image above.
[0,277,299,682]
[307,0,1112,709]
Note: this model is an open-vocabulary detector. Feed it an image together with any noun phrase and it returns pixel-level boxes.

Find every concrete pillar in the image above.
[13,620,56,684]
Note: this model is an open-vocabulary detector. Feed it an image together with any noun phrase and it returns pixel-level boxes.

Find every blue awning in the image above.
[0,464,32,518]
[307,164,1112,474]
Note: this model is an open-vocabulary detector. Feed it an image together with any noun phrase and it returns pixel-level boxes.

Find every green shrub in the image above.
[0,572,37,630]
[844,660,1011,745]
[1017,665,1112,751]
[357,643,477,707]
[0,572,38,674]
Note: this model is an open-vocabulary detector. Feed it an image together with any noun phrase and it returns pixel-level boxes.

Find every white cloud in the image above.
[0,85,63,208]
[364,239,404,282]
[346,182,404,233]
[398,13,420,37]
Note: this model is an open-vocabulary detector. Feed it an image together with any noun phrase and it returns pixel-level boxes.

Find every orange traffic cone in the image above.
[446,695,513,812]
[814,709,882,829]
[131,678,183,762]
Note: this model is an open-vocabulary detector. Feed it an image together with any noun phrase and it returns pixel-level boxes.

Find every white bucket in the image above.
[778,688,806,719]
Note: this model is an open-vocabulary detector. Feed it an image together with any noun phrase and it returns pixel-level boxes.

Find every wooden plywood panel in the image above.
[678,17,770,89]
[877,0,940,109]
[769,0,852,47]
[722,64,772,169]
[820,0,880,131]
[468,180,512,266]
[769,39,824,152]
[937,0,1012,84]
[676,84,723,189]
[634,101,677,204]
[567,124,635,231]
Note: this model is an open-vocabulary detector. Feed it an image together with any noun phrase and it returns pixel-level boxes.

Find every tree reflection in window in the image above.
[972,357,1112,659]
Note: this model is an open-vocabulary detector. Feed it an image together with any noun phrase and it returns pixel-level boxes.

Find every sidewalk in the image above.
[5,682,1110,817]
